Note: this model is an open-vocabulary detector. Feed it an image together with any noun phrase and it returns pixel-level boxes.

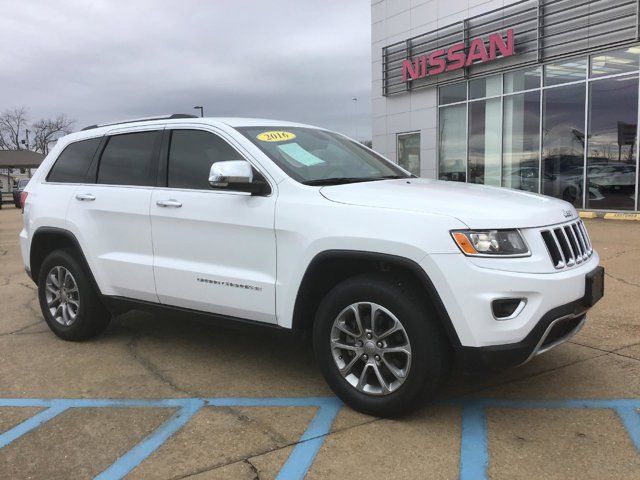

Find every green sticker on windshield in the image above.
[277,142,325,166]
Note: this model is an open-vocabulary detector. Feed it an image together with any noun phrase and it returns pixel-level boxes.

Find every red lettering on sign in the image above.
[397,29,516,81]
[402,58,422,81]
[428,49,446,75]
[465,38,489,66]
[489,28,514,59]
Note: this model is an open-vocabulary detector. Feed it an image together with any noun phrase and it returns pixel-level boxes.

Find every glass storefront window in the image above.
[504,67,541,93]
[544,59,587,86]
[541,83,586,207]
[468,98,502,186]
[438,104,467,182]
[587,75,638,210]
[439,83,466,105]
[436,45,640,211]
[502,90,541,192]
[397,133,421,176]
[469,75,501,99]
[591,47,640,78]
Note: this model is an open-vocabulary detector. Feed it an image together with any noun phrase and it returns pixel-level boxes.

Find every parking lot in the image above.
[0,206,638,479]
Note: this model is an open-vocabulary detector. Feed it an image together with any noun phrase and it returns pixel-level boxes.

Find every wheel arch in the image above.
[29,227,102,295]
[291,250,462,348]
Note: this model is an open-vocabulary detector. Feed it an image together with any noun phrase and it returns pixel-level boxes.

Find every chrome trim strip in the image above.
[519,313,586,366]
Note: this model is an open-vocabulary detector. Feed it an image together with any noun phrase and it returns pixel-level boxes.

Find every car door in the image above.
[66,127,162,302]
[150,127,277,323]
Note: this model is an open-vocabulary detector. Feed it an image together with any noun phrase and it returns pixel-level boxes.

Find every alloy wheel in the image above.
[45,266,80,326]
[330,302,412,396]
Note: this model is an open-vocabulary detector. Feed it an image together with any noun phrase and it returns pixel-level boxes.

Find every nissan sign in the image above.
[401,28,515,82]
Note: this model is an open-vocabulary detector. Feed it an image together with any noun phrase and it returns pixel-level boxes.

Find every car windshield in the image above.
[236,126,410,185]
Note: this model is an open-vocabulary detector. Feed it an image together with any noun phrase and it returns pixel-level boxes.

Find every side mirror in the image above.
[209,160,253,188]
[208,160,269,195]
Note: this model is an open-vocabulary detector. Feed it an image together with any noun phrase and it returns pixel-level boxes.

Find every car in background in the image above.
[13,178,30,208]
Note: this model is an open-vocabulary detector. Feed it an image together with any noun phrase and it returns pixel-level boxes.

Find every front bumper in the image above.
[420,247,603,372]
[456,297,590,372]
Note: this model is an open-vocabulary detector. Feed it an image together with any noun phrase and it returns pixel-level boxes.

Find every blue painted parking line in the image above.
[443,398,640,480]
[0,396,637,479]
[0,396,342,480]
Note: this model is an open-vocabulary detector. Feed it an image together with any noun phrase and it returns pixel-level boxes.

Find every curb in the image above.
[579,211,640,221]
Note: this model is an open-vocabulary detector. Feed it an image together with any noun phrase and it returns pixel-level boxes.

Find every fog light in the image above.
[492,298,525,319]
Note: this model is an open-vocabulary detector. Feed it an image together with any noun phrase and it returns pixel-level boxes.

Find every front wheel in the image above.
[313,273,450,417]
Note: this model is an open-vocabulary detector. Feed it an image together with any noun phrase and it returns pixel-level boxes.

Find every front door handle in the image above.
[156,199,182,208]
[75,193,96,201]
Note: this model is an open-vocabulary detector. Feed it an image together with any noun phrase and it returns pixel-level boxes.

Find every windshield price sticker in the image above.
[257,131,296,142]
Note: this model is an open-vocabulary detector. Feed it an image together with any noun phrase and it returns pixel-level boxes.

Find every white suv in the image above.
[19,115,604,417]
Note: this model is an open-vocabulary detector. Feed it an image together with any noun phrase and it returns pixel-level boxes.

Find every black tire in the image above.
[313,273,450,418]
[37,249,111,341]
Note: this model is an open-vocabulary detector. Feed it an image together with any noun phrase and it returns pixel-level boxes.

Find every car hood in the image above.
[319,178,577,229]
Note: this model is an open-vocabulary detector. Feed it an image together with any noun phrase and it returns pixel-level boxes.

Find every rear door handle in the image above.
[156,199,182,208]
[75,193,96,201]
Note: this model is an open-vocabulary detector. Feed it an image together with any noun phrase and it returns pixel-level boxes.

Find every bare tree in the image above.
[0,107,29,150]
[31,115,74,154]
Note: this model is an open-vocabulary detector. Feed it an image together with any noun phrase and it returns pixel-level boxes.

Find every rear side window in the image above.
[97,131,160,186]
[47,137,101,183]
[167,129,243,190]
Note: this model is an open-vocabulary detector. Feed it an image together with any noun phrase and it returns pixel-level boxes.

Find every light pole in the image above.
[193,106,204,117]
[352,98,358,140]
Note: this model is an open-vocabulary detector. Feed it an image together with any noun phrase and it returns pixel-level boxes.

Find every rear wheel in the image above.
[37,249,110,341]
[313,273,450,417]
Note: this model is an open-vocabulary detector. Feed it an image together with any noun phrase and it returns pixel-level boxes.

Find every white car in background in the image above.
[19,115,604,417]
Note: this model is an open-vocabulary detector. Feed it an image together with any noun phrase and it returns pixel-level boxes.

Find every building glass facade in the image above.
[437,46,640,211]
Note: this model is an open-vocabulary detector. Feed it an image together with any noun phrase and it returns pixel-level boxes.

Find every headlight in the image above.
[451,229,530,257]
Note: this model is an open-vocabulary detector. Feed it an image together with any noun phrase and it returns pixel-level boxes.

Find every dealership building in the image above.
[371,0,640,212]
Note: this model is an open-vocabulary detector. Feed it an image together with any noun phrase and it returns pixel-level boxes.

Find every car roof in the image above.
[63,116,323,144]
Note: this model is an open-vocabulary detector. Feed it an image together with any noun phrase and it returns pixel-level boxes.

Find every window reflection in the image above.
[469,75,501,99]
[591,47,640,77]
[397,133,421,176]
[544,59,587,86]
[587,76,638,210]
[436,46,640,211]
[503,90,540,192]
[439,83,467,105]
[468,98,501,186]
[504,67,541,93]
[542,84,586,207]
[439,104,467,182]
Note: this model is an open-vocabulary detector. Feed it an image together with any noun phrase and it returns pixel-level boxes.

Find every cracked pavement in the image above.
[0,207,639,479]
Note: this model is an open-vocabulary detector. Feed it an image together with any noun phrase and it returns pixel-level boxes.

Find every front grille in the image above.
[541,220,593,269]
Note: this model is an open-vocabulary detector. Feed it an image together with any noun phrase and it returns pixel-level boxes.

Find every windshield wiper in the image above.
[303,177,382,186]
[303,175,409,186]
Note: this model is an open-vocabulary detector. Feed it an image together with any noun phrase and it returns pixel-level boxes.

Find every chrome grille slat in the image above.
[566,226,583,263]
[541,219,593,270]
[571,224,586,259]
[579,222,593,253]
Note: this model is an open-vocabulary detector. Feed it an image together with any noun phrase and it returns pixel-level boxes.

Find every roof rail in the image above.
[81,113,199,131]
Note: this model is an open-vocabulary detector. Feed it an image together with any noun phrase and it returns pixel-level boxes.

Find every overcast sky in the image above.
[0,0,372,140]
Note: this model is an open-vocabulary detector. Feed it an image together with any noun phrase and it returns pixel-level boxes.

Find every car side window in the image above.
[97,131,160,186]
[46,137,101,183]
[167,129,244,190]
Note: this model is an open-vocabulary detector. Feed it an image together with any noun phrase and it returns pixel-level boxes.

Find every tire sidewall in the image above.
[313,274,447,417]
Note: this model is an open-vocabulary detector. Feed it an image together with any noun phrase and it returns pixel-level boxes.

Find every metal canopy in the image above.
[0,150,45,169]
